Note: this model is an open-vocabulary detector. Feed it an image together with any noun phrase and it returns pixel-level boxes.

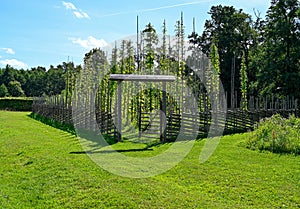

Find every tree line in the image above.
[0,63,81,97]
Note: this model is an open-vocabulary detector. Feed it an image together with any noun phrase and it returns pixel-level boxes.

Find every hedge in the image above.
[0,97,33,111]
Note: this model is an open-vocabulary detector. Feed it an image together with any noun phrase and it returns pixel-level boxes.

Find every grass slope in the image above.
[0,111,299,208]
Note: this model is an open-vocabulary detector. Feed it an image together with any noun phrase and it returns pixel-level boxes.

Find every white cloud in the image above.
[70,36,108,49]
[62,1,76,10]
[62,1,90,19]
[73,11,90,19]
[0,59,28,69]
[2,48,15,55]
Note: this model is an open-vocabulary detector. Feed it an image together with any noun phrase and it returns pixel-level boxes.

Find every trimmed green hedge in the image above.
[0,97,33,111]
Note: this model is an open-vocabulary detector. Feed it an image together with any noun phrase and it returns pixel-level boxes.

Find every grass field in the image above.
[0,111,299,208]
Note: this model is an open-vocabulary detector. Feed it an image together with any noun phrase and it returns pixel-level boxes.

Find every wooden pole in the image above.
[193,17,195,33]
[137,15,140,71]
[117,80,122,142]
[231,52,236,109]
[161,81,167,142]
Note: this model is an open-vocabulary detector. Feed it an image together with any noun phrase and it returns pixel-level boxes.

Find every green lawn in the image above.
[0,111,299,208]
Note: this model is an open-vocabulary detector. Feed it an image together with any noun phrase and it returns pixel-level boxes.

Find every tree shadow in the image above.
[28,113,76,135]
[69,147,153,154]
[28,113,119,147]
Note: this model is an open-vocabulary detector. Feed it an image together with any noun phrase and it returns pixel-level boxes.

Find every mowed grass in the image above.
[0,111,299,208]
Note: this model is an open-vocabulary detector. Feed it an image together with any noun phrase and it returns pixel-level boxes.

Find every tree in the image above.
[24,66,47,96]
[194,5,255,106]
[0,65,16,86]
[142,22,158,73]
[7,81,24,97]
[0,84,9,97]
[255,0,300,97]
[45,65,65,96]
[247,10,266,97]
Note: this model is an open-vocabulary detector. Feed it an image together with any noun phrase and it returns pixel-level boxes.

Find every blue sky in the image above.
[0,0,271,69]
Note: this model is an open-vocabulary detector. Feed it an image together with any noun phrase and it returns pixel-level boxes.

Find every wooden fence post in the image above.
[117,80,122,142]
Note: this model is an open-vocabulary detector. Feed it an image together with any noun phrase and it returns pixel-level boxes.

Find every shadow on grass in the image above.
[28,113,118,146]
[69,147,154,154]
[28,113,77,135]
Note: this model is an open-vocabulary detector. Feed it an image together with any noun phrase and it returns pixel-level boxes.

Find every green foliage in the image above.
[142,23,158,73]
[240,54,248,110]
[125,40,135,74]
[23,66,47,96]
[254,0,300,97]
[0,65,16,86]
[7,81,24,97]
[161,19,167,58]
[0,97,33,111]
[0,84,9,97]
[197,5,255,100]
[187,1,300,103]
[0,63,82,97]
[210,42,220,75]
[206,42,221,111]
[247,114,300,155]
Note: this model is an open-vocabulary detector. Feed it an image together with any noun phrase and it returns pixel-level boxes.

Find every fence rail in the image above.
[32,95,299,142]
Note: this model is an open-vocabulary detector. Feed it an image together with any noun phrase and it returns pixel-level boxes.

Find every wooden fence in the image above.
[164,108,299,141]
[32,95,299,142]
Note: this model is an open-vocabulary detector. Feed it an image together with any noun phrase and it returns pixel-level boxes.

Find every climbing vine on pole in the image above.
[240,54,248,110]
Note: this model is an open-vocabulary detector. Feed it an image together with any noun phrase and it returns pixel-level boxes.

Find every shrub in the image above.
[0,97,33,111]
[247,114,300,155]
